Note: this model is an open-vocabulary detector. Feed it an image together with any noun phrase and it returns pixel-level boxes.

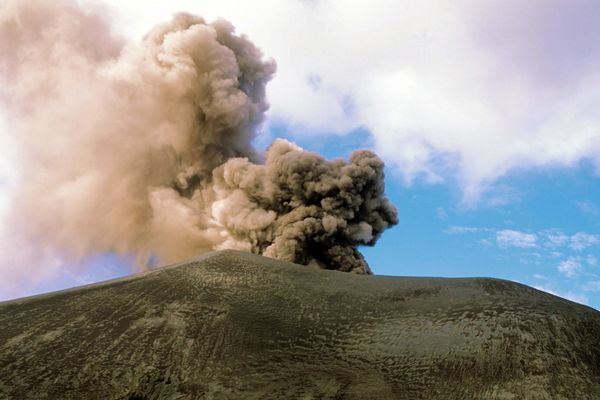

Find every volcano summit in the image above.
[1,250,599,399]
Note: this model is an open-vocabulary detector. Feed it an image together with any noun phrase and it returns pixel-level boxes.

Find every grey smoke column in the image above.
[0,0,397,275]
[212,139,398,273]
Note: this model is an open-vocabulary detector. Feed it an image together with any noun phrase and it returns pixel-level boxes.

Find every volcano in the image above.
[1,250,599,399]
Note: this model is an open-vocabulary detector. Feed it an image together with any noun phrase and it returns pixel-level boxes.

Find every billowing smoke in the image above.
[211,140,396,273]
[0,0,397,277]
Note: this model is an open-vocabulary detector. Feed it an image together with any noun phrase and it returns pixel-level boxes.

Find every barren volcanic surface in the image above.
[1,250,599,399]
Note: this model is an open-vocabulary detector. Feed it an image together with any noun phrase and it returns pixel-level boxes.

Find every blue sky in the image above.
[1,0,599,310]
[366,161,600,309]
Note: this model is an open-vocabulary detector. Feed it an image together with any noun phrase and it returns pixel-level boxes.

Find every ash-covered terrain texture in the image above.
[1,250,599,400]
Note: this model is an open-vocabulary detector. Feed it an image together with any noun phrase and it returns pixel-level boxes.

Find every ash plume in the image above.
[0,0,397,277]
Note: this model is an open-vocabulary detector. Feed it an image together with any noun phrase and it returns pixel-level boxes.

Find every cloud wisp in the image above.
[496,230,537,249]
[447,226,600,280]
[557,258,583,278]
[570,233,600,251]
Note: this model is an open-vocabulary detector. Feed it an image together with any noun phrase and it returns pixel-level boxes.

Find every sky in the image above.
[1,0,599,310]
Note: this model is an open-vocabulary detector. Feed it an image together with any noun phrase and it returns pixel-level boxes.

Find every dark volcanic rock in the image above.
[1,250,599,399]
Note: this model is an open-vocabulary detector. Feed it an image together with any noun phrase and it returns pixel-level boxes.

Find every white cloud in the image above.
[542,230,600,252]
[496,230,537,248]
[570,232,600,251]
[478,238,494,247]
[576,201,600,216]
[445,226,600,275]
[435,207,447,220]
[90,0,600,203]
[541,229,569,248]
[550,251,562,259]
[445,225,482,234]
[557,257,583,278]
[583,281,600,292]
[533,285,588,305]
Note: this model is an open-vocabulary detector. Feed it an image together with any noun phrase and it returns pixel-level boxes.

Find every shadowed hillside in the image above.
[1,250,599,399]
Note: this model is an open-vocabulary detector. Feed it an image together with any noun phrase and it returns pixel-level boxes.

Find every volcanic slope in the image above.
[1,250,599,399]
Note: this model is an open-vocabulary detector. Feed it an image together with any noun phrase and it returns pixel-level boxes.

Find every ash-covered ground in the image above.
[1,250,599,399]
